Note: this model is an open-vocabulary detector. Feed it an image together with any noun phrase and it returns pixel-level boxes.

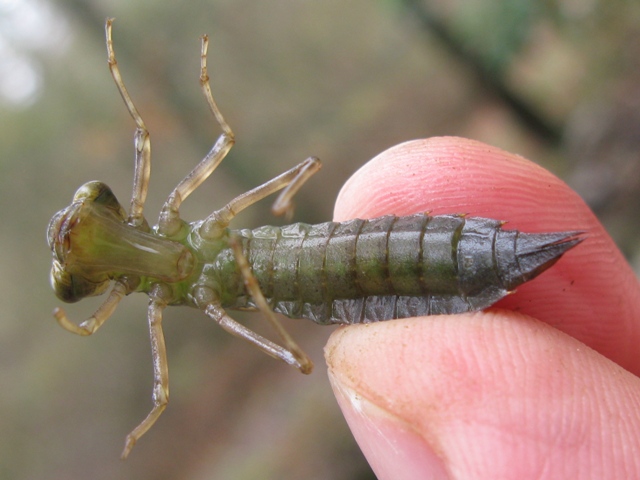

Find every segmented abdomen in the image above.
[212,213,579,325]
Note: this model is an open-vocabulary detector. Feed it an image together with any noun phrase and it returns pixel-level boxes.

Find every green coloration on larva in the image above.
[47,19,583,459]
[49,181,581,325]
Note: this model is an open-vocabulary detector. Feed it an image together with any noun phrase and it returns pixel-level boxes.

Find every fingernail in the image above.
[329,373,450,480]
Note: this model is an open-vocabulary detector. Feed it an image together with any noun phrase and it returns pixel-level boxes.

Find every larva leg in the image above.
[199,156,321,239]
[229,237,313,374]
[204,303,312,373]
[194,285,312,374]
[270,156,322,217]
[53,280,129,336]
[158,34,235,236]
[106,19,150,228]
[121,286,170,459]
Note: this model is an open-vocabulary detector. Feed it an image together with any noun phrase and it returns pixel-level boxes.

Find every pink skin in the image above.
[325,137,640,479]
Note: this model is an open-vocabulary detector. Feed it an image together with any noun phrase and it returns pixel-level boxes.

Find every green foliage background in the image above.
[0,0,638,478]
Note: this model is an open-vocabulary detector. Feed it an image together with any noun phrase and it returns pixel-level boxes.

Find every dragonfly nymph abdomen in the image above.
[47,19,583,458]
[215,214,580,324]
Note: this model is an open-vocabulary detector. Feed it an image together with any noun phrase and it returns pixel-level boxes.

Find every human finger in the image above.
[333,137,640,374]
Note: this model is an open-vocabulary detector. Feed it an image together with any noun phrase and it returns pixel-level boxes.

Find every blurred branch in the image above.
[58,0,105,30]
[400,0,563,146]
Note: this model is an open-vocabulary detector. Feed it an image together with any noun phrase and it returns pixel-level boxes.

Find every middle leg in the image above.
[158,34,235,236]
[199,156,321,239]
[121,285,170,459]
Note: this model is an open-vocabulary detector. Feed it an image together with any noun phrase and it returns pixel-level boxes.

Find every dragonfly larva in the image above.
[47,19,583,458]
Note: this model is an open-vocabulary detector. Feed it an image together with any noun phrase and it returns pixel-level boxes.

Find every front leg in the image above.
[54,280,130,336]
[106,19,151,228]
[121,285,170,459]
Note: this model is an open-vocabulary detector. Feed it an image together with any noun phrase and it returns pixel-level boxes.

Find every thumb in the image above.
[325,311,640,480]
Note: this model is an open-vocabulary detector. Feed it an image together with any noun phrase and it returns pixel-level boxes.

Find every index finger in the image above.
[334,137,640,375]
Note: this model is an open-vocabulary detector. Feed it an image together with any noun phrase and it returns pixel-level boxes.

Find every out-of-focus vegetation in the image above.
[0,0,638,478]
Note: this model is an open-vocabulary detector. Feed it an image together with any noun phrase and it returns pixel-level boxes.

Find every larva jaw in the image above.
[49,258,110,303]
[47,181,196,303]
[47,182,122,302]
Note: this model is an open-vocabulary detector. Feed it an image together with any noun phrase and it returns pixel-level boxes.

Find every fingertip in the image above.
[332,137,640,374]
[325,312,640,479]
[334,136,569,223]
[328,368,450,480]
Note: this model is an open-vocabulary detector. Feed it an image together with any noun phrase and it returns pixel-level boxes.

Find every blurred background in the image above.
[1,0,639,478]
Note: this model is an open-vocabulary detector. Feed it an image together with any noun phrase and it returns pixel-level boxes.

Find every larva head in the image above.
[48,181,195,303]
[47,181,127,303]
